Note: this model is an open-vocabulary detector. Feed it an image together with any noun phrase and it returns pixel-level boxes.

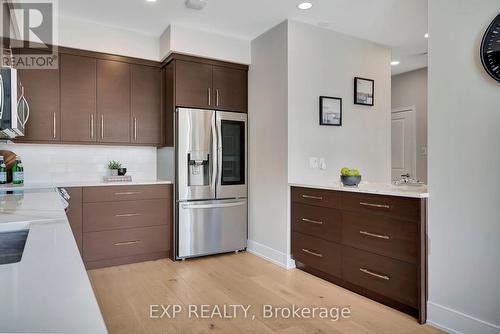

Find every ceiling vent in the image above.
[185,0,207,10]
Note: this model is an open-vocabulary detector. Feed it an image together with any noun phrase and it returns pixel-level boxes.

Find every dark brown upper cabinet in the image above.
[97,59,130,144]
[175,60,213,109]
[131,64,161,145]
[212,66,246,112]
[17,67,60,141]
[61,54,97,143]
[172,56,248,113]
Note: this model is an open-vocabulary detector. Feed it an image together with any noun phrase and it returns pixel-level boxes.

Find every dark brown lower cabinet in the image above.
[291,186,427,324]
[64,184,172,269]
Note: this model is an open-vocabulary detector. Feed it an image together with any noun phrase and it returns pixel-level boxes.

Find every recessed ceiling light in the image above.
[185,0,207,10]
[297,2,313,10]
[390,60,400,66]
[146,0,157,2]
[424,33,429,38]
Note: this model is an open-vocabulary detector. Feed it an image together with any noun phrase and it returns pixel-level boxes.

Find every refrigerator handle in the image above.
[216,116,223,188]
[211,112,218,197]
[0,73,4,120]
[181,201,247,210]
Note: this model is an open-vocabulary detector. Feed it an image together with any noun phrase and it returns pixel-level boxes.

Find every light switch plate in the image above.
[309,157,319,169]
[319,158,327,170]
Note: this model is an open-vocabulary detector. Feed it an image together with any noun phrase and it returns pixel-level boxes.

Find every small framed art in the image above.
[319,96,342,126]
[354,77,374,106]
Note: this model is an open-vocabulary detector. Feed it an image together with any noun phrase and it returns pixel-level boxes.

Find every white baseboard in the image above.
[246,239,295,269]
[428,302,500,334]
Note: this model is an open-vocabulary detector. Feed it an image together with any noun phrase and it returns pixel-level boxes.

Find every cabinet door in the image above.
[213,66,246,112]
[131,64,161,145]
[65,187,83,255]
[18,67,60,141]
[97,59,130,143]
[175,60,212,109]
[60,54,97,142]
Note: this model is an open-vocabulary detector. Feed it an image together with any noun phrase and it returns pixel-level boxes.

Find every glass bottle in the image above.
[12,156,24,185]
[0,156,6,184]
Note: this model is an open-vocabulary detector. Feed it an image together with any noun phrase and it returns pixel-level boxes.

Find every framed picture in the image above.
[319,96,342,126]
[354,77,374,106]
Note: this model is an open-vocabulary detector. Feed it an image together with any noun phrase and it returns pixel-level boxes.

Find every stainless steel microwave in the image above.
[0,67,28,138]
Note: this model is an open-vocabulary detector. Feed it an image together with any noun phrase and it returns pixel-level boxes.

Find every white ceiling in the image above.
[59,0,428,74]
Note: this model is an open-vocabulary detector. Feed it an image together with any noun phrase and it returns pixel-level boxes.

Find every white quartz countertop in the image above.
[290,181,429,198]
[0,179,172,191]
[0,189,108,333]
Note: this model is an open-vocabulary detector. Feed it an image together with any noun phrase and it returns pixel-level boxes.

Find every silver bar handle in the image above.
[114,240,141,246]
[359,202,390,209]
[115,213,142,217]
[216,88,219,106]
[211,113,218,195]
[301,248,323,258]
[359,230,390,240]
[0,74,3,119]
[360,268,390,281]
[100,115,104,139]
[90,114,94,138]
[208,88,211,106]
[134,117,137,141]
[301,194,323,200]
[301,218,324,225]
[114,191,142,195]
[181,201,246,210]
[53,112,56,138]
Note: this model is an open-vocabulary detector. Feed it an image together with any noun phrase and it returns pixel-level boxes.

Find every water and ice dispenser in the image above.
[187,152,210,186]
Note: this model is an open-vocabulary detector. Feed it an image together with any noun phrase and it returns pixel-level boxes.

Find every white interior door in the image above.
[391,107,416,181]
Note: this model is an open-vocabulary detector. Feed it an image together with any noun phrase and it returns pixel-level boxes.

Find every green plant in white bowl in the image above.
[107,160,122,176]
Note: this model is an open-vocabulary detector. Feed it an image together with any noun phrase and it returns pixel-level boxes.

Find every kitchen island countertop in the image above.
[0,188,108,333]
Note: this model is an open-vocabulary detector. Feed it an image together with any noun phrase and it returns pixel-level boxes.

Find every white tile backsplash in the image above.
[0,143,157,183]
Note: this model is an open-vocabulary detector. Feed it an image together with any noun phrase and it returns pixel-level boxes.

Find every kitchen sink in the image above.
[0,230,29,265]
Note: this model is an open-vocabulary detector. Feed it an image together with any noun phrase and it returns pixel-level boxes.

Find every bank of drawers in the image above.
[291,186,422,311]
[74,184,171,269]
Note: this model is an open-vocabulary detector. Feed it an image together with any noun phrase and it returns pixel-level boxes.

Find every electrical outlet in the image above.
[319,158,327,170]
[309,157,319,169]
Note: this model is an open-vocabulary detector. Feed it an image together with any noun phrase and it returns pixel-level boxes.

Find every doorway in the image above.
[391,106,416,181]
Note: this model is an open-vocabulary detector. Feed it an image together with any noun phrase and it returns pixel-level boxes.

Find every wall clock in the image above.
[480,13,500,83]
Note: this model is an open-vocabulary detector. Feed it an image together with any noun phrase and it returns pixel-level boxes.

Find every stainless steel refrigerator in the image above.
[176,108,247,259]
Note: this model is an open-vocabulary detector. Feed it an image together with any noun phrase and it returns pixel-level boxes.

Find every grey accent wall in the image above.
[392,68,428,183]
[428,0,500,332]
[248,21,289,260]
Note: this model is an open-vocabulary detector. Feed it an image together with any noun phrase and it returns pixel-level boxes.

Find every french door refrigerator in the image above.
[176,108,247,259]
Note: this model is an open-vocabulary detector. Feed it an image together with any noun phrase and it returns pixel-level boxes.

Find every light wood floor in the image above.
[88,252,443,334]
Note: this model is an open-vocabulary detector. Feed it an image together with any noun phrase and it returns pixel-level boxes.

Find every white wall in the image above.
[428,1,500,333]
[0,143,157,183]
[248,21,289,266]
[287,21,392,185]
[58,16,159,60]
[160,24,251,64]
[392,68,428,183]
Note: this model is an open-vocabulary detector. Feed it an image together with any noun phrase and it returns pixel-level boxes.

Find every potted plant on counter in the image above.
[107,160,122,176]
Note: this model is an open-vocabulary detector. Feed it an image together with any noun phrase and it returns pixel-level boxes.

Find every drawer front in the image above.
[342,246,417,307]
[342,212,417,263]
[341,192,420,221]
[291,203,341,243]
[83,225,169,262]
[292,232,341,277]
[83,199,169,232]
[291,187,341,209]
[83,185,171,202]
